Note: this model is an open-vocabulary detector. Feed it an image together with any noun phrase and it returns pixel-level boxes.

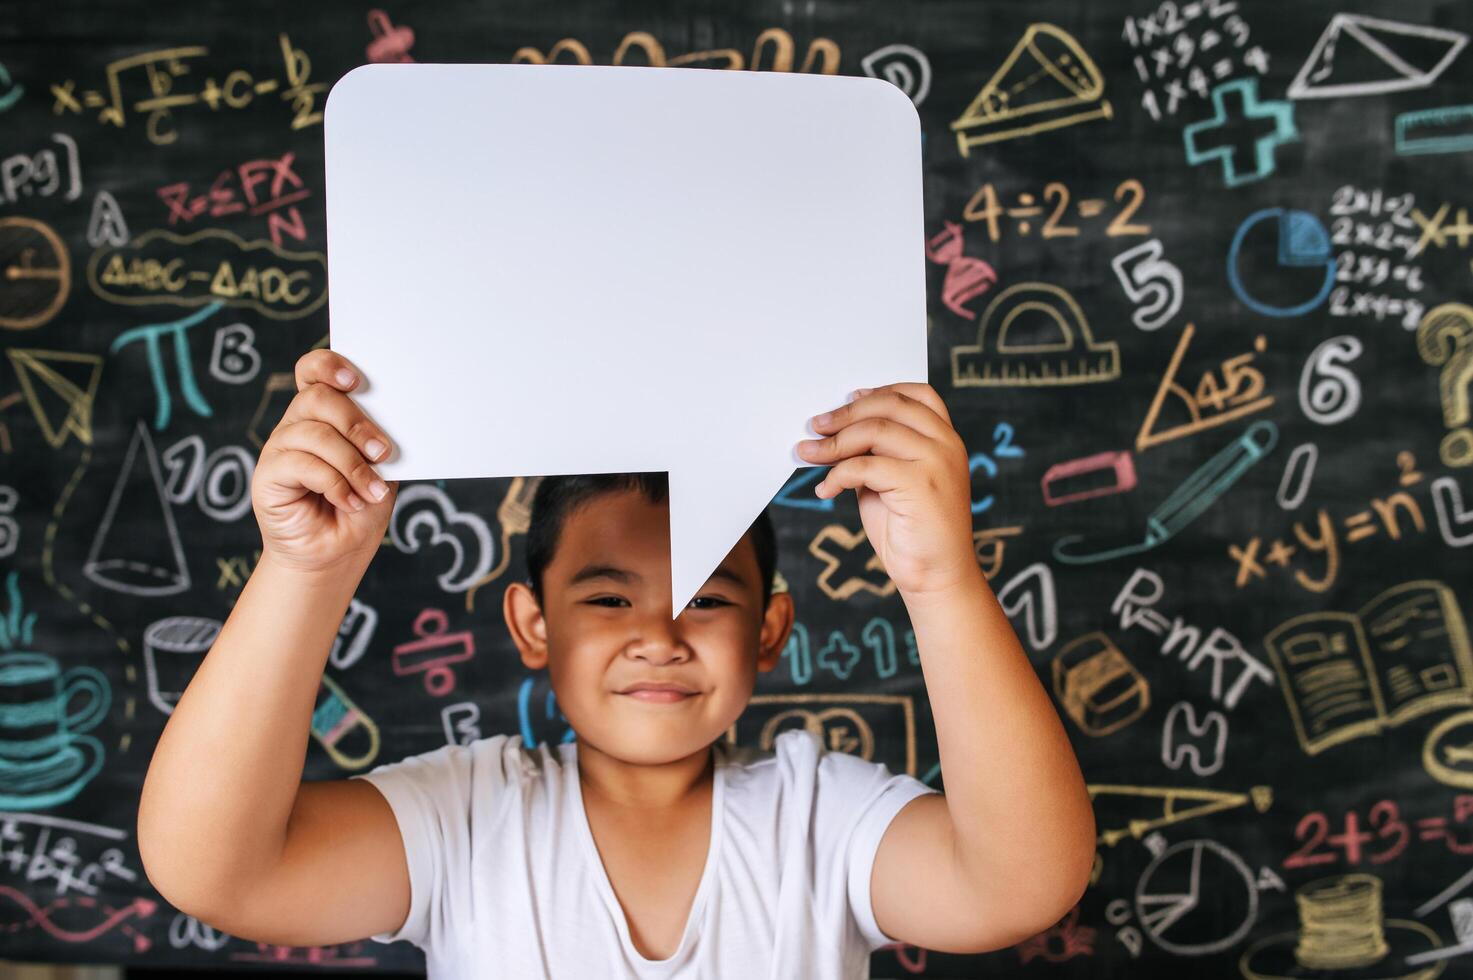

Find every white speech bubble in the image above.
[324,63,926,614]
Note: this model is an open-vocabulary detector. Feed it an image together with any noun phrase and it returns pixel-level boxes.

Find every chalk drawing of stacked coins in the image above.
[0,572,110,810]
[1241,873,1447,979]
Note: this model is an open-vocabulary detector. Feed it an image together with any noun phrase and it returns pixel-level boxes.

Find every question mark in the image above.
[1417,303,1473,468]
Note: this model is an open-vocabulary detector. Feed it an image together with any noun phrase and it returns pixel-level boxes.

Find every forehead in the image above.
[549,489,757,582]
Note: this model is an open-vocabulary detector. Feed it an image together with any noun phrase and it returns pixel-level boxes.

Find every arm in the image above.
[870,569,1096,953]
[798,383,1095,954]
[136,551,409,943]
[137,350,411,943]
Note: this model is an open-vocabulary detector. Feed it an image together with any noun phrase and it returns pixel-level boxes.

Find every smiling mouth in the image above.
[619,690,698,703]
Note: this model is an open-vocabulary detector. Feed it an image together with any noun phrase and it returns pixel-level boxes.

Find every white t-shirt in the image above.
[351,727,939,979]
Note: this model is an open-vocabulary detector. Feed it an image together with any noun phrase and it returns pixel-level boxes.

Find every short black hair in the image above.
[523,472,777,613]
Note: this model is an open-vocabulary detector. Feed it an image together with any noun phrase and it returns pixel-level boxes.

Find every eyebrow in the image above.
[569,562,748,589]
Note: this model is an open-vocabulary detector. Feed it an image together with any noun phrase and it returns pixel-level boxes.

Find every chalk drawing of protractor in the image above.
[1089,783,1273,847]
[951,282,1120,387]
[950,23,1112,155]
[1053,420,1278,564]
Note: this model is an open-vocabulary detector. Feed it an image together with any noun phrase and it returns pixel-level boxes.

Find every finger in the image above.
[877,383,955,428]
[814,456,911,499]
[798,416,931,464]
[273,419,390,504]
[810,388,956,446]
[264,447,365,513]
[279,382,392,463]
[295,348,366,393]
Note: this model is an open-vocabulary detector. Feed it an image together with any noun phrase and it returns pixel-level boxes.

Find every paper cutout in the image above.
[324,64,926,614]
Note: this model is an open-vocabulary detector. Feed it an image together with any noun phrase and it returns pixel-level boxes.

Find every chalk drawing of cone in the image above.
[1240,873,1446,979]
[0,572,109,810]
[83,420,190,596]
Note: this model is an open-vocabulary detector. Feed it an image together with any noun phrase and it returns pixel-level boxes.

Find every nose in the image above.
[625,613,693,664]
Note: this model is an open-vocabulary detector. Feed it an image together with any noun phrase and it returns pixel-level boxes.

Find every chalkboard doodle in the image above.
[779,616,917,685]
[1227,207,1335,317]
[1183,78,1297,186]
[961,178,1152,242]
[1109,567,1275,710]
[951,282,1122,387]
[0,216,71,330]
[1135,325,1272,451]
[858,43,932,105]
[6,348,101,448]
[1396,104,1473,156]
[1265,580,1472,756]
[730,693,923,777]
[1242,873,1445,977]
[88,229,326,319]
[156,151,312,248]
[1416,302,1473,467]
[951,23,1112,153]
[1122,0,1268,121]
[4,1,1473,972]
[82,422,190,597]
[49,36,326,143]
[141,616,220,715]
[1298,335,1363,425]
[1326,185,1428,329]
[1230,453,1430,593]
[924,220,996,319]
[512,27,840,74]
[391,608,474,697]
[1288,15,1468,100]
[0,573,110,811]
[1092,786,1271,849]
[310,673,379,770]
[0,133,82,206]
[1431,476,1473,547]
[1056,421,1279,564]
[1053,631,1152,736]
[996,561,1059,652]
[1112,238,1184,331]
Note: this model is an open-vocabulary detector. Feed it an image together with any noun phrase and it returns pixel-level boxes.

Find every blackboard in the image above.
[3,0,1473,975]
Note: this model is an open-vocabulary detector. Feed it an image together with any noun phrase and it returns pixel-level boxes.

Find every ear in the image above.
[755,591,795,673]
[504,580,550,671]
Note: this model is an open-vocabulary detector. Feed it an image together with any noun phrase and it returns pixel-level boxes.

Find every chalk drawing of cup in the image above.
[0,652,109,810]
[142,616,221,716]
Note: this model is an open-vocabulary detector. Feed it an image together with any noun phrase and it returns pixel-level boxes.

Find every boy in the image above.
[138,349,1096,978]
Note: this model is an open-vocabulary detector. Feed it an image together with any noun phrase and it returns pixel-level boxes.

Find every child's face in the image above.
[503,489,794,765]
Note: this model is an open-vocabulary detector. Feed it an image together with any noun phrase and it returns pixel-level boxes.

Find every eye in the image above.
[583,595,730,609]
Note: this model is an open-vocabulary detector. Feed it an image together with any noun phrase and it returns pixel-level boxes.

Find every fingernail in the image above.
[365,438,387,460]
[347,493,366,512]
[368,479,388,501]
[812,411,832,426]
[335,368,357,388]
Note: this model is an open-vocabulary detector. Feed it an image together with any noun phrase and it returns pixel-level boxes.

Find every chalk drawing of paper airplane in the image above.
[950,23,1112,155]
[6,349,102,448]
[1289,14,1468,99]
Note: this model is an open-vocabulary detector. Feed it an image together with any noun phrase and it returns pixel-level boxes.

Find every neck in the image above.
[575,738,716,810]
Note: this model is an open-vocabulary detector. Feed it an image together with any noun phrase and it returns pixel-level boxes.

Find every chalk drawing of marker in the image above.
[1052,420,1279,565]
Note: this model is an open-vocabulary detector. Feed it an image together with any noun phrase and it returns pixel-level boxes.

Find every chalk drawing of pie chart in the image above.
[1135,839,1259,956]
[1227,207,1335,318]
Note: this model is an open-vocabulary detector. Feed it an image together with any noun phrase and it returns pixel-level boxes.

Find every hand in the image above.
[251,349,398,574]
[796,383,978,599]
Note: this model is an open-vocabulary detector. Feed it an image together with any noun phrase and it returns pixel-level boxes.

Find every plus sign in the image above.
[1183,78,1297,187]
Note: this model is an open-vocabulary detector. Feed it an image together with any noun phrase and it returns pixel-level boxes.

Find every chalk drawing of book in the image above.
[1264,581,1473,756]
